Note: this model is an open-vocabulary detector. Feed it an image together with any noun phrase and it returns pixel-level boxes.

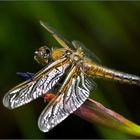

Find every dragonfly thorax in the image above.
[68,47,84,64]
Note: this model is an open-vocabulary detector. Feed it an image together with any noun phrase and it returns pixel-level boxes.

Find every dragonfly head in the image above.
[34,46,51,66]
[34,46,69,65]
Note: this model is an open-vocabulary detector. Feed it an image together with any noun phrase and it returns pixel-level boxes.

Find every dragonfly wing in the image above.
[3,62,69,109]
[40,21,76,50]
[38,72,95,132]
[72,40,101,64]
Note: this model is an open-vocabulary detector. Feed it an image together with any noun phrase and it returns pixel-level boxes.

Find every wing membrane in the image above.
[38,72,95,132]
[3,61,69,109]
[72,40,101,64]
[40,21,76,50]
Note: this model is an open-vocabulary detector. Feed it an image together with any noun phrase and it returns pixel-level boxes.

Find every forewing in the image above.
[72,40,101,64]
[3,63,69,109]
[38,72,95,132]
[40,21,76,50]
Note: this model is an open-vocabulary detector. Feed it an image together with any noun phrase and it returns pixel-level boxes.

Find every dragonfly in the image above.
[3,21,140,133]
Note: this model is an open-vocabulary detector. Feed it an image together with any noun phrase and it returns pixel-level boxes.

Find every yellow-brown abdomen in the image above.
[83,59,140,85]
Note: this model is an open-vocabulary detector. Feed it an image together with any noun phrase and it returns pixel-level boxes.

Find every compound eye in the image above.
[43,54,47,59]
[34,46,52,66]
[43,47,50,59]
[45,47,50,55]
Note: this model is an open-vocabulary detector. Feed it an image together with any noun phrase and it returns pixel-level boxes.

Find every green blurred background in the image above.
[0,1,140,139]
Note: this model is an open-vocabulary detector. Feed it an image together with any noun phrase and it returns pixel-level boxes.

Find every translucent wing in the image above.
[38,72,95,132]
[40,21,76,50]
[72,40,101,64]
[3,60,69,109]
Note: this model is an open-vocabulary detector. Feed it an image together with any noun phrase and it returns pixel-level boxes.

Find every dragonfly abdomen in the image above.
[95,66,140,85]
[83,62,140,86]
